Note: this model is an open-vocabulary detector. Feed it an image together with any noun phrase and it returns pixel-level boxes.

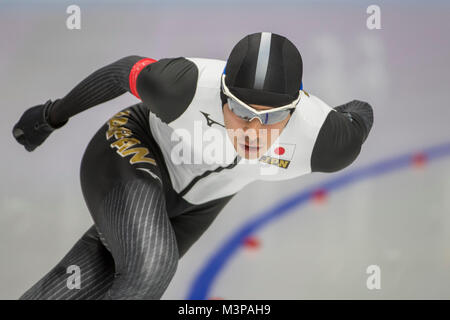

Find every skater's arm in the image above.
[333,100,374,144]
[47,55,145,126]
[311,100,373,173]
[48,56,198,126]
[13,56,197,152]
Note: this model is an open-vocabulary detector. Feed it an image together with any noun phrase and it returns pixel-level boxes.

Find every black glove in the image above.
[12,99,68,152]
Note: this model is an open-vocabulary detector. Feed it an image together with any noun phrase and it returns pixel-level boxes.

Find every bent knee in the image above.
[110,252,179,300]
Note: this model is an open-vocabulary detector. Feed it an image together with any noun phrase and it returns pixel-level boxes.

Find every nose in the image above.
[243,118,262,141]
[245,117,262,130]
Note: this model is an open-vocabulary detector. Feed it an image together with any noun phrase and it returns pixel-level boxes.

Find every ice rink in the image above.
[1,0,449,299]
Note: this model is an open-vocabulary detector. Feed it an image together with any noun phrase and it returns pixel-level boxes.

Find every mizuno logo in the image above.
[200,111,224,128]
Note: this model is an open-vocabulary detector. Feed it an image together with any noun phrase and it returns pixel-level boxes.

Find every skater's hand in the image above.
[12,99,68,152]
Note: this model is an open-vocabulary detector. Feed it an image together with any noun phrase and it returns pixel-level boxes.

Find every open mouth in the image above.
[239,143,261,153]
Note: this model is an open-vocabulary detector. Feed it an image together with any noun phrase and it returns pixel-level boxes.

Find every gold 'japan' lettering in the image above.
[113,110,131,118]
[108,117,128,128]
[111,137,140,153]
[106,127,132,140]
[259,155,290,169]
[260,156,269,163]
[106,109,156,166]
[279,159,290,168]
[122,147,157,165]
[106,110,131,140]
[270,157,279,165]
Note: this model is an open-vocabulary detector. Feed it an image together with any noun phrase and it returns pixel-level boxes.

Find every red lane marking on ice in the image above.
[243,236,261,249]
[412,152,427,168]
[312,189,327,204]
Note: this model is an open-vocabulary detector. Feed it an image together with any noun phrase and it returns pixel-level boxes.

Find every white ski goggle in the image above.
[221,74,300,125]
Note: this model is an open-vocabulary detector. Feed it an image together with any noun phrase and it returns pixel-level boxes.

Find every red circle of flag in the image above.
[274,147,285,155]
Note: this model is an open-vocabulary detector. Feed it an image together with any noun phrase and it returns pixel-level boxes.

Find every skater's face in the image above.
[223,102,291,160]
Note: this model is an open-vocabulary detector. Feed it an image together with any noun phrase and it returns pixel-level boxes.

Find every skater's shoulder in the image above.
[185,57,226,89]
[136,57,198,95]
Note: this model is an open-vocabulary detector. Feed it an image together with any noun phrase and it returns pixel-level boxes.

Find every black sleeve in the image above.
[333,100,374,143]
[48,55,144,126]
[311,100,373,173]
[48,56,198,126]
[135,57,198,123]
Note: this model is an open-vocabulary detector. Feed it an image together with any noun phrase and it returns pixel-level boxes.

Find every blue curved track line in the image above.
[186,141,450,300]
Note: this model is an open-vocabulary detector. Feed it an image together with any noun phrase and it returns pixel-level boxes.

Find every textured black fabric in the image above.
[20,226,115,300]
[96,179,179,299]
[20,178,179,300]
[334,100,374,143]
[20,103,233,299]
[48,56,197,126]
[310,107,367,173]
[49,56,143,126]
[136,57,198,123]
